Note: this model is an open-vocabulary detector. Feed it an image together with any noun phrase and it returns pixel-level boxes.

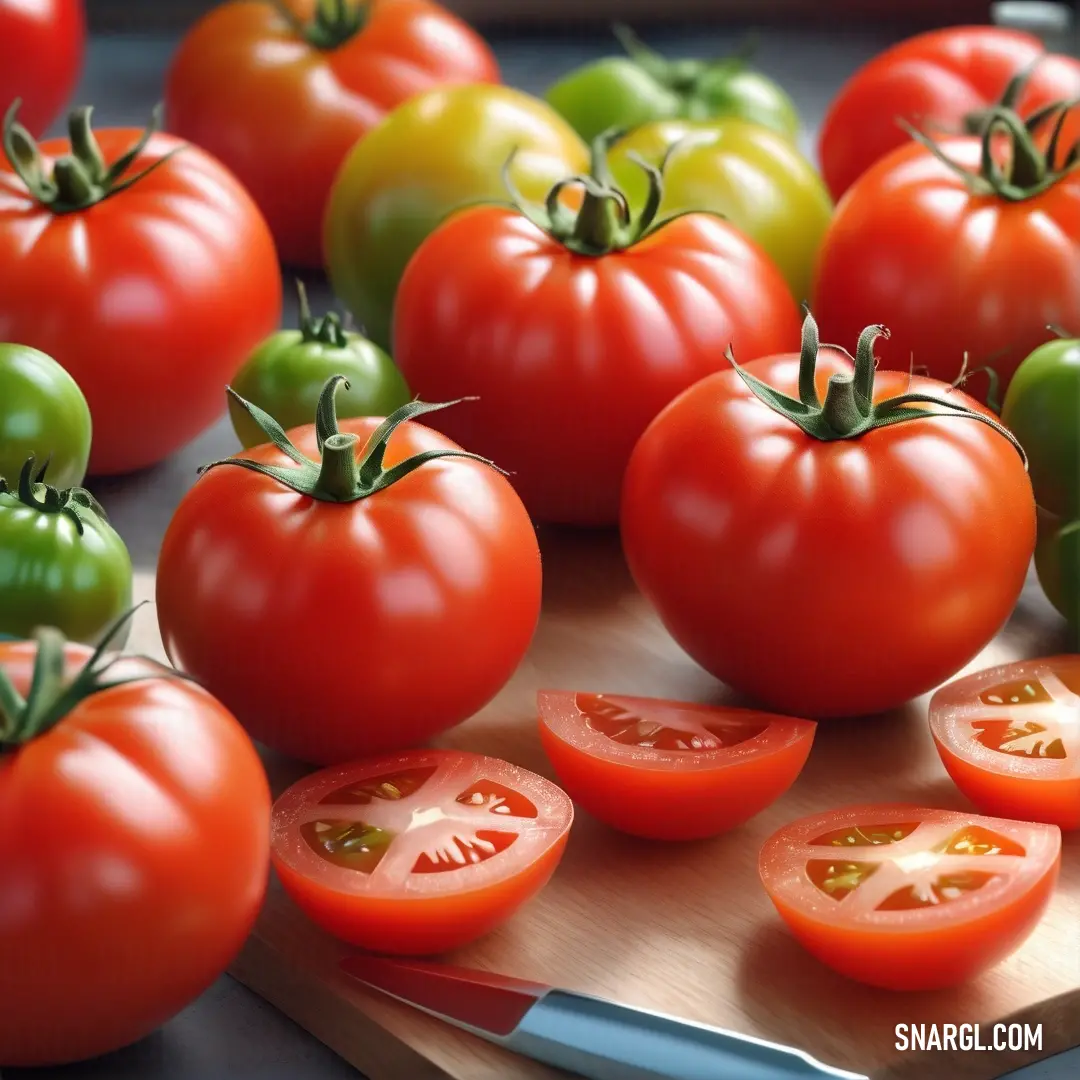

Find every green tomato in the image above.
[0,343,92,490]
[0,461,133,646]
[324,84,588,350]
[545,26,799,146]
[1034,512,1080,627]
[228,284,411,448]
[609,119,832,303]
[1001,336,1080,519]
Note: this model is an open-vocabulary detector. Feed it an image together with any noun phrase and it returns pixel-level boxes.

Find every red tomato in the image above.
[0,0,85,136]
[819,25,1080,200]
[0,113,281,475]
[165,0,499,268]
[759,804,1061,990]
[813,127,1080,401]
[930,656,1080,831]
[621,315,1036,719]
[270,749,572,954]
[537,691,815,840]
[157,390,542,765]
[0,635,271,1067]
[393,204,800,525]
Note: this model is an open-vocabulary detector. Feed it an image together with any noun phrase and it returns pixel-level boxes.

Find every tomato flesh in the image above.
[538,692,815,841]
[930,657,1080,831]
[759,804,1061,990]
[271,750,573,955]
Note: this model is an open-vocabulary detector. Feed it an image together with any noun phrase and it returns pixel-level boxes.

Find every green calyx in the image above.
[203,376,503,502]
[295,279,349,348]
[0,606,190,751]
[904,86,1080,202]
[613,23,755,106]
[504,129,678,256]
[0,457,108,536]
[728,311,1027,459]
[270,0,368,49]
[3,101,180,213]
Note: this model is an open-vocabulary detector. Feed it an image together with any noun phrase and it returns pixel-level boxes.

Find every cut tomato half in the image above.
[929,656,1080,830]
[537,691,815,840]
[759,804,1061,990]
[270,750,573,956]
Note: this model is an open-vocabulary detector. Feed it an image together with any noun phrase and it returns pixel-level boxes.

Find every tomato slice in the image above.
[759,804,1061,990]
[537,691,815,840]
[929,656,1080,831]
[270,750,573,956]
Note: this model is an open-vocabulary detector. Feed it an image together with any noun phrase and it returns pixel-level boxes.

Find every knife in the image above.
[340,955,867,1080]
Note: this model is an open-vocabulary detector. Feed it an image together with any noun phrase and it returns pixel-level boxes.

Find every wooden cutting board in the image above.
[129,532,1080,1080]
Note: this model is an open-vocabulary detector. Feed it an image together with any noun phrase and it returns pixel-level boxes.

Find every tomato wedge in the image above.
[930,657,1080,831]
[270,750,573,955]
[759,805,1061,991]
[537,692,815,841]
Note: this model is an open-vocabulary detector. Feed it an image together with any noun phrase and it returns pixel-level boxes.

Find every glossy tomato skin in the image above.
[156,417,542,765]
[537,691,815,841]
[930,656,1080,831]
[621,352,1035,718]
[819,26,1080,200]
[812,137,1080,403]
[0,642,271,1066]
[0,343,91,489]
[1002,339,1080,520]
[325,84,588,350]
[165,0,499,268]
[393,206,801,525]
[0,130,282,475]
[0,488,132,645]
[270,749,572,955]
[609,119,832,304]
[545,56,799,145]
[228,328,411,449]
[1034,514,1080,626]
[0,0,85,136]
[759,805,1061,990]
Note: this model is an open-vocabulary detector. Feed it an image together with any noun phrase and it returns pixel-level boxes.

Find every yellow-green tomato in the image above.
[0,461,132,646]
[609,119,832,303]
[228,286,410,449]
[0,343,91,489]
[324,84,588,350]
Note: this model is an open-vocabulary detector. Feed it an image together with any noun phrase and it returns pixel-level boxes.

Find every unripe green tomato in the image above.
[545,32,799,145]
[0,343,91,489]
[0,465,132,646]
[229,316,410,449]
[1034,510,1080,627]
[1001,337,1080,520]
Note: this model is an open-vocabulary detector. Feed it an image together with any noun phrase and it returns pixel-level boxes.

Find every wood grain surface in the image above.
[129,529,1080,1080]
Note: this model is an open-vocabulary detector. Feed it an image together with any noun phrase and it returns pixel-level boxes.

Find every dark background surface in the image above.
[82,0,1000,32]
[3,10,1079,1080]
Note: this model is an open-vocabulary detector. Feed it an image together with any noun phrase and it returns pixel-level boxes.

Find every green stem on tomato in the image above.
[203,376,504,503]
[0,457,108,537]
[501,129,690,257]
[612,23,756,97]
[268,0,368,49]
[0,608,194,751]
[2,101,182,213]
[727,310,1029,456]
[902,93,1080,203]
[295,280,350,348]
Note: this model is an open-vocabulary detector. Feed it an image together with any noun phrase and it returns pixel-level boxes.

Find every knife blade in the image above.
[340,955,868,1080]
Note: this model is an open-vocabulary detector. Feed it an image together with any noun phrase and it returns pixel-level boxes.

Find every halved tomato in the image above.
[759,805,1061,991]
[270,750,573,956]
[537,691,815,841]
[929,657,1080,831]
